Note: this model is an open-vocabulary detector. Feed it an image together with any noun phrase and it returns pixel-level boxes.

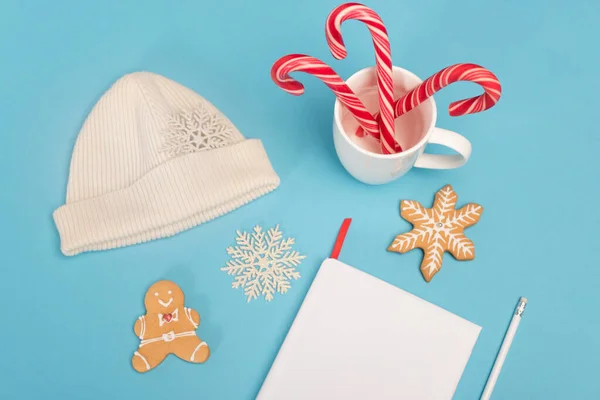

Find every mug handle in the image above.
[413,127,472,169]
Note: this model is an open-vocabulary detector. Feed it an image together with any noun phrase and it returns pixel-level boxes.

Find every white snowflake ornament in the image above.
[221,225,305,302]
[159,102,242,157]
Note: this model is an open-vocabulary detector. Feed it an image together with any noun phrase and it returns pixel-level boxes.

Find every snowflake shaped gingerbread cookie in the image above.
[388,185,483,282]
[221,225,306,302]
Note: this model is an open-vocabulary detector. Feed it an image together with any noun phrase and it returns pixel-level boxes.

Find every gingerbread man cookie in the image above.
[132,280,209,373]
[388,185,483,282]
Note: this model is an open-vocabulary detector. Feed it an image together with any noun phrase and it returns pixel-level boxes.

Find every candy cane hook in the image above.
[394,63,502,118]
[271,54,380,137]
[326,2,401,153]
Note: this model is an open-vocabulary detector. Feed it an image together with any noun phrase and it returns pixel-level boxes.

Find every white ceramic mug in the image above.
[333,66,472,185]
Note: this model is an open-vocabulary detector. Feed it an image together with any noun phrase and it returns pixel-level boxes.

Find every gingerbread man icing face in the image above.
[144,280,185,313]
[132,280,210,373]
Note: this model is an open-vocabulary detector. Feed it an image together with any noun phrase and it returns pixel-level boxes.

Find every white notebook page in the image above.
[258,258,481,400]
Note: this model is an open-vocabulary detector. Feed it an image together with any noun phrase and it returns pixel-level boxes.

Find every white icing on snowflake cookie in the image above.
[388,185,483,282]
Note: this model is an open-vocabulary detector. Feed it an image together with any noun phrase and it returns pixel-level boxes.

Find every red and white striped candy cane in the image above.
[326,2,401,154]
[271,54,380,137]
[394,63,502,118]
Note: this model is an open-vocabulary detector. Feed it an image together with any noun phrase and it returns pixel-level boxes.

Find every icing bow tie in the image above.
[159,308,179,326]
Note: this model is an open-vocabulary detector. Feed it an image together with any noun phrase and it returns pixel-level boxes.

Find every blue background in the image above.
[1,0,599,398]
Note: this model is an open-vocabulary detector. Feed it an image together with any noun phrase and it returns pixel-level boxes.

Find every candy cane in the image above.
[271,54,380,138]
[355,63,502,142]
[326,3,401,154]
[394,63,502,117]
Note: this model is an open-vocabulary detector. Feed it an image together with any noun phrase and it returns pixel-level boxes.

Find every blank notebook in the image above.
[257,258,481,400]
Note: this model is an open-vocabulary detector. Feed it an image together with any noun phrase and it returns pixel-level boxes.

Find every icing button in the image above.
[162,331,176,342]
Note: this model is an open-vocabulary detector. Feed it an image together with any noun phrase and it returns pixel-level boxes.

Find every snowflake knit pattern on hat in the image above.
[53,72,280,256]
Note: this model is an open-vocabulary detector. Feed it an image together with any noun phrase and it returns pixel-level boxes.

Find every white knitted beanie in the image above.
[53,72,280,256]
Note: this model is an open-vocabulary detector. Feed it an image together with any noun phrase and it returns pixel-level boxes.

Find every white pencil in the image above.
[480,297,528,400]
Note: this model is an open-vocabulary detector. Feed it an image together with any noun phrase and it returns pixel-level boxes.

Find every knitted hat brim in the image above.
[53,139,280,256]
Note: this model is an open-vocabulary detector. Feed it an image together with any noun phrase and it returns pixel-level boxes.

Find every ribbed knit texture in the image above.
[53,72,280,256]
